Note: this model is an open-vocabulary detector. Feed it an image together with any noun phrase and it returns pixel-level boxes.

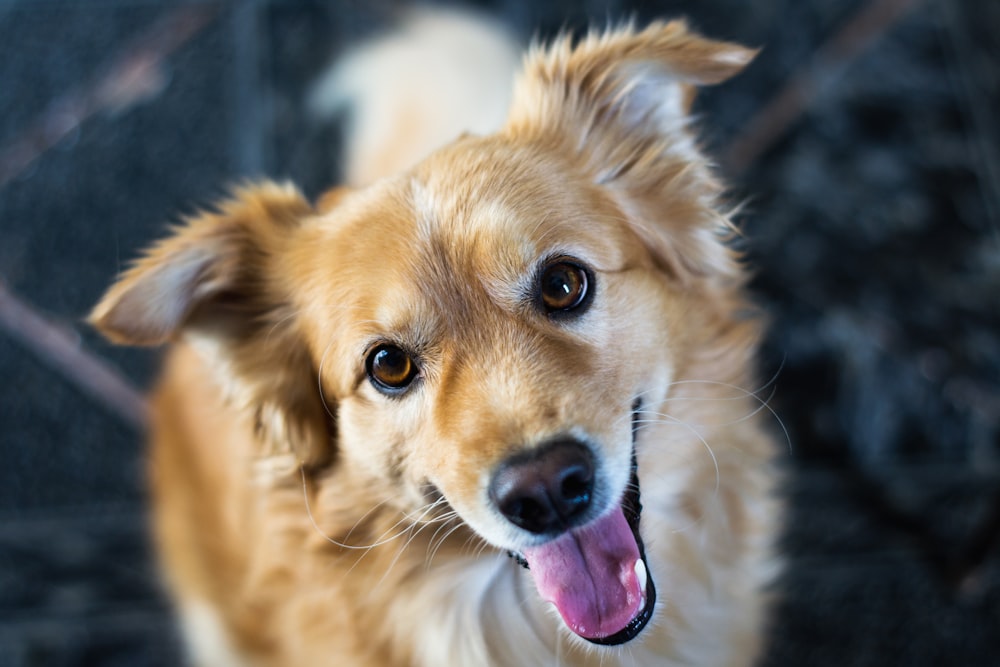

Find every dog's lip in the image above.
[584,427,656,645]
[510,400,657,645]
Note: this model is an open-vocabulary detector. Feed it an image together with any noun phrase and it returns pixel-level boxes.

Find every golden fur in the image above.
[91,17,782,667]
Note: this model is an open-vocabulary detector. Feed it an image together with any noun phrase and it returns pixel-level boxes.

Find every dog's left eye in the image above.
[366,345,419,393]
[539,259,591,314]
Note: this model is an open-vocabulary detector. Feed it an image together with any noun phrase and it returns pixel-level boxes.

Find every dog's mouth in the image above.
[510,402,656,645]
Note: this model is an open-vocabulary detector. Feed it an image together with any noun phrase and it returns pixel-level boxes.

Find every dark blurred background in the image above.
[1,0,998,665]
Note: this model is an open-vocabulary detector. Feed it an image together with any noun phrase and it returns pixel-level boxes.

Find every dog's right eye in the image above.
[366,345,419,393]
[539,259,591,315]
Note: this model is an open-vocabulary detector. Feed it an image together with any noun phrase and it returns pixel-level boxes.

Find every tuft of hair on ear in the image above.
[89,181,332,470]
[504,20,757,285]
[90,182,312,345]
[507,19,755,146]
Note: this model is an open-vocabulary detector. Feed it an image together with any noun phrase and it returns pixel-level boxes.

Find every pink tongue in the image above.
[521,508,644,640]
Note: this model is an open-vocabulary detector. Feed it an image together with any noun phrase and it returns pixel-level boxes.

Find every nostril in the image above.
[500,497,548,531]
[559,466,592,508]
[489,439,595,535]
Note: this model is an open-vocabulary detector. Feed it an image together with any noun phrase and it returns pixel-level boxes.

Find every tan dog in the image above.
[91,16,782,667]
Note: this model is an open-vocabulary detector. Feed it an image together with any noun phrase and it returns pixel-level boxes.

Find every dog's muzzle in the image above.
[494,404,656,645]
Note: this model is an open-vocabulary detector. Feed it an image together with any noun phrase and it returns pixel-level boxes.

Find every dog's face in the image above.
[298,139,678,641]
[91,21,755,646]
[305,138,668,528]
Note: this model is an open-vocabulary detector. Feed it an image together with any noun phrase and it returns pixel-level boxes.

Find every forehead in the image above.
[409,136,635,275]
[300,136,639,343]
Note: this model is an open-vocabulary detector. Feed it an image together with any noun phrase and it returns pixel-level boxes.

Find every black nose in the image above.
[489,439,595,534]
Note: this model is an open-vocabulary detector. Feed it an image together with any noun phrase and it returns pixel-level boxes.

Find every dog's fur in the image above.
[91,14,782,667]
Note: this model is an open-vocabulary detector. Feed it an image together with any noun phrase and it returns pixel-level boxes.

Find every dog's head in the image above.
[91,21,755,645]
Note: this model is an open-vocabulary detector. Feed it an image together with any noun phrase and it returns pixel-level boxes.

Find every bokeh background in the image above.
[1,0,998,664]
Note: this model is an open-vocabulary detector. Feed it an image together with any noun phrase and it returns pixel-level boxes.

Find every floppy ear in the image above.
[90,182,332,469]
[505,20,756,283]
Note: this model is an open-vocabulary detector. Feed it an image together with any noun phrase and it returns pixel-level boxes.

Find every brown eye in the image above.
[366,345,418,393]
[539,260,590,314]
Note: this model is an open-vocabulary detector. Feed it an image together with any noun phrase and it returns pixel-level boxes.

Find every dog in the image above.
[91,12,782,666]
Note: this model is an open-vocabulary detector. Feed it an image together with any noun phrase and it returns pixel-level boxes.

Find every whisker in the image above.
[342,495,400,544]
[386,502,462,572]
[652,375,793,454]
[367,497,461,588]
[300,467,450,551]
[633,414,720,496]
[374,523,424,590]
[316,339,338,422]
[425,511,461,558]
[426,520,470,568]
[314,313,385,422]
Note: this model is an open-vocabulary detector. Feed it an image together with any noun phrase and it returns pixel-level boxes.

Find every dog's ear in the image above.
[90,182,332,469]
[506,21,756,283]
